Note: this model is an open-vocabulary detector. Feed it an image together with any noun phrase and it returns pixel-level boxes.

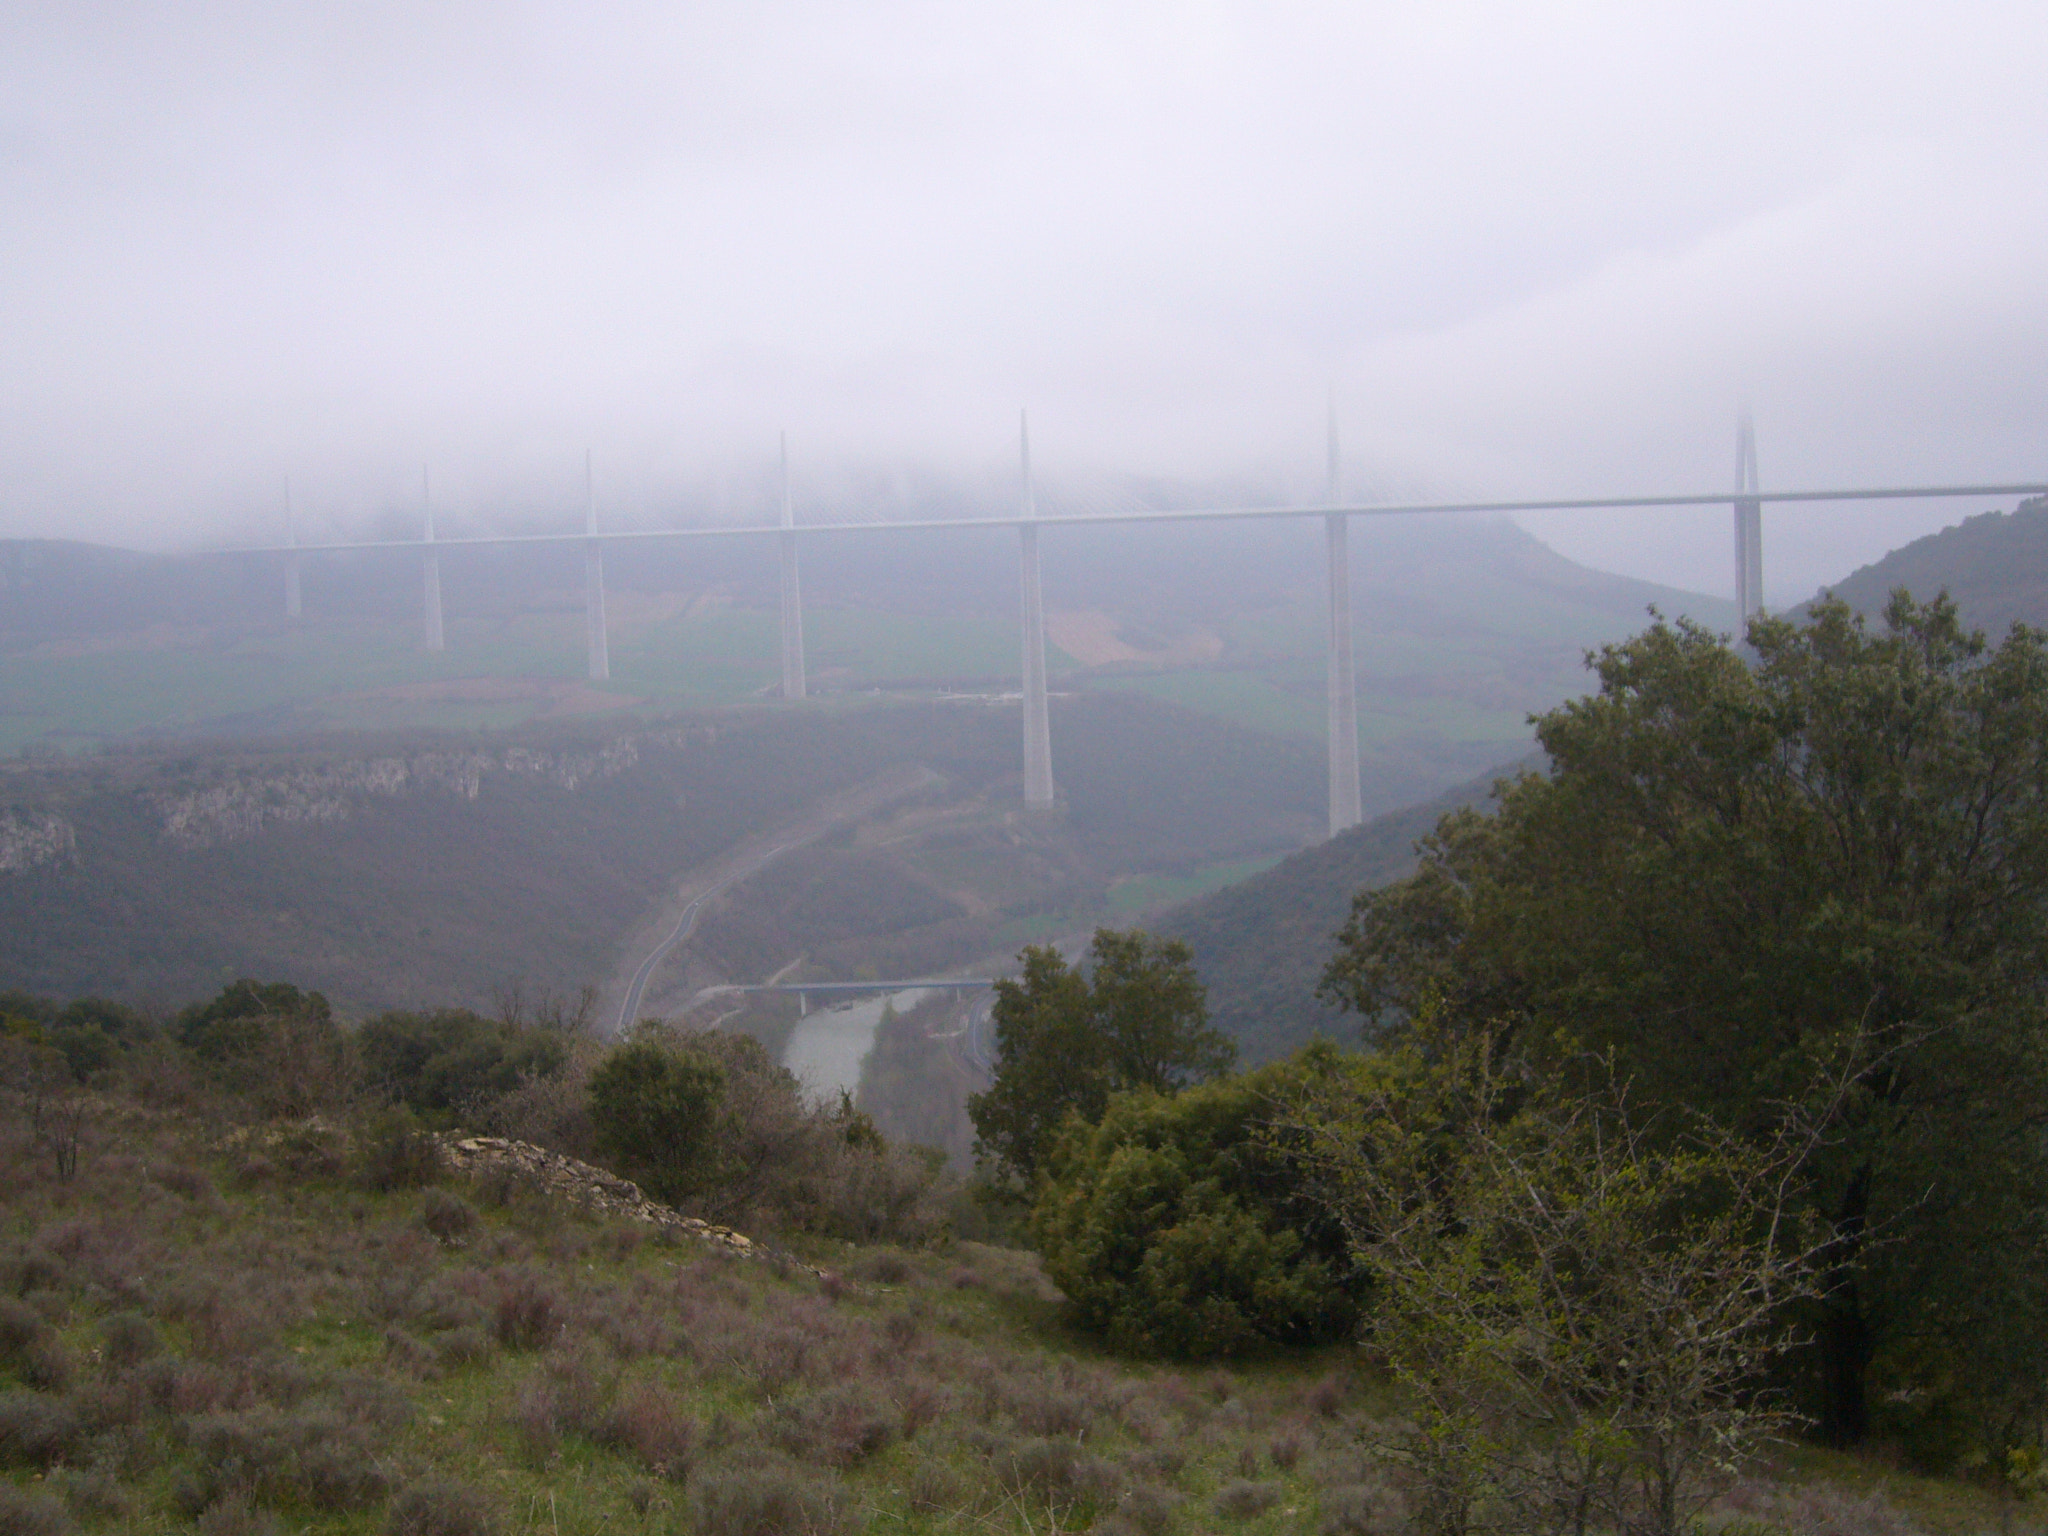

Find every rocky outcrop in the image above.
[150,738,655,849]
[0,809,76,875]
[436,1132,825,1276]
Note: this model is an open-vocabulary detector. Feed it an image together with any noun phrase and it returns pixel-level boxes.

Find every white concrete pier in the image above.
[1324,404,1361,835]
[421,467,445,652]
[1734,415,1763,623]
[283,478,301,621]
[778,433,807,700]
[1018,413,1054,808]
[584,450,610,682]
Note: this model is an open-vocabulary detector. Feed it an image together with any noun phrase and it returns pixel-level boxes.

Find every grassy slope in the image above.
[0,1092,2016,1535]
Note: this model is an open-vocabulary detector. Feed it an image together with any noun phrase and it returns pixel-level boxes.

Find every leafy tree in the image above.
[968,929,1235,1185]
[1030,1043,1364,1357]
[0,992,153,1082]
[587,1040,725,1206]
[358,1007,566,1119]
[1321,594,2048,1454]
[176,978,332,1065]
[587,1026,941,1240]
[174,978,353,1116]
[1295,1015,1828,1536]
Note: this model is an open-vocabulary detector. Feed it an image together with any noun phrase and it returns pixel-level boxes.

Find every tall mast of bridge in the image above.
[584,449,610,681]
[283,476,301,621]
[422,465,445,652]
[778,432,807,700]
[1019,411,1054,808]
[1734,414,1763,624]
[1325,398,1362,835]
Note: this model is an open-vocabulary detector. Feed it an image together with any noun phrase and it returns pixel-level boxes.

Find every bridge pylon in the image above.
[778,432,807,700]
[283,476,302,621]
[1324,399,1362,837]
[584,449,610,682]
[1734,414,1763,625]
[421,466,445,653]
[1019,411,1054,808]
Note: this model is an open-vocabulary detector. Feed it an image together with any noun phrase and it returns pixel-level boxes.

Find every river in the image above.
[780,988,933,1102]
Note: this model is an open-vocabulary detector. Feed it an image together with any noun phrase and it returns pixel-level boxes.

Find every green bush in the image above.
[0,991,155,1082]
[587,1040,725,1207]
[1030,1045,1364,1357]
[355,1110,445,1193]
[174,979,355,1116]
[358,1009,567,1120]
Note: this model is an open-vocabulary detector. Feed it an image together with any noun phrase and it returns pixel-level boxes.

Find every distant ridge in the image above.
[1816,494,2048,635]
[1163,754,1540,1064]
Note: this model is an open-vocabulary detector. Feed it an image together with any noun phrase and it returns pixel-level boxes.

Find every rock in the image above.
[430,1131,823,1277]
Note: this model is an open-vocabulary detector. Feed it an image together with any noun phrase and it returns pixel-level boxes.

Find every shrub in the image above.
[990,1435,1120,1517]
[904,1457,965,1515]
[597,1382,696,1477]
[0,1485,73,1536]
[99,1310,161,1368]
[420,1189,478,1241]
[1031,1045,1365,1357]
[770,1381,899,1468]
[436,1326,496,1370]
[1269,1429,1304,1472]
[854,1251,913,1285]
[1104,1483,1181,1536]
[0,1390,79,1467]
[386,1478,497,1536]
[356,1111,444,1193]
[509,1351,607,1464]
[193,1495,284,1536]
[176,980,357,1117]
[491,1269,564,1350]
[691,1462,852,1536]
[154,1163,217,1202]
[0,1296,68,1388]
[1214,1480,1283,1520]
[175,1408,388,1514]
[49,1468,131,1523]
[588,1040,725,1207]
[359,1008,566,1119]
[1319,1480,1408,1536]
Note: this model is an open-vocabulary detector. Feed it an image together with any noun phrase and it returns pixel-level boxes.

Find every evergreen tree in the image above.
[1323,594,2048,1454]
[968,928,1234,1186]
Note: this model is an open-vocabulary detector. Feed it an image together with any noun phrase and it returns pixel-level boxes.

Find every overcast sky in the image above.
[3,2,2044,603]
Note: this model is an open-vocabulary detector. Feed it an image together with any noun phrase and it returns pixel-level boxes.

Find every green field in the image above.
[1107,854,1287,915]
[0,606,1070,754]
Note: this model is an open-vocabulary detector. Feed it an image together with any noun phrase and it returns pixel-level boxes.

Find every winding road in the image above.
[603,763,942,1035]
[615,846,788,1034]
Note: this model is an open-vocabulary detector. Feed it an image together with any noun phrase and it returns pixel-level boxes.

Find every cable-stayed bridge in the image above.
[220,414,2048,840]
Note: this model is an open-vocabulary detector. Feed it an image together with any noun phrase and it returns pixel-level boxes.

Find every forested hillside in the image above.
[0,693,1325,1016]
[1816,493,2048,633]
[1162,757,1536,1062]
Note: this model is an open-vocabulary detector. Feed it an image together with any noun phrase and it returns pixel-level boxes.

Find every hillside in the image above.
[0,693,1327,1017]
[1162,759,1536,1064]
[1,517,1726,814]
[1815,493,2048,634]
[0,1030,2002,1536]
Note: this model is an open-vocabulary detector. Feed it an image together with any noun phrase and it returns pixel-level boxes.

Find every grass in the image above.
[0,1085,2036,1535]
[0,605,1069,755]
[0,1093,1410,1534]
[1106,857,1287,917]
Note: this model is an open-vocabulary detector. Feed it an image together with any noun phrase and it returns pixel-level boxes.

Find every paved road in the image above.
[604,763,942,1035]
[615,845,787,1034]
